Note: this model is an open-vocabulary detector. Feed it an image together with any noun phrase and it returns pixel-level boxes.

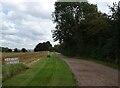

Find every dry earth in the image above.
[56,53,119,87]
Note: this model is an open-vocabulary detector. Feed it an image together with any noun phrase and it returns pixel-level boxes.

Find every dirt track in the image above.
[56,53,119,86]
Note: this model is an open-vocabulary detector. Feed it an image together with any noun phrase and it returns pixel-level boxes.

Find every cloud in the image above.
[0,0,58,49]
[88,0,119,13]
[2,21,19,35]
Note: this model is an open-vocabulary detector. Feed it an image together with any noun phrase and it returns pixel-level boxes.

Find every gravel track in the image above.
[56,53,119,87]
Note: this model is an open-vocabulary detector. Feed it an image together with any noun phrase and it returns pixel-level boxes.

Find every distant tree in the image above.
[0,47,12,52]
[46,41,52,51]
[21,48,27,52]
[0,47,2,52]
[8,49,12,52]
[54,44,61,52]
[14,48,19,52]
[34,41,52,52]
[1,47,9,52]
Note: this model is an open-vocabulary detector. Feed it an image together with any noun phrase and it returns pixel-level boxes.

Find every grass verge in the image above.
[2,53,76,86]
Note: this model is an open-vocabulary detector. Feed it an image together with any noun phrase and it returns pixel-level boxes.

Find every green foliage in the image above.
[52,1,120,64]
[0,47,12,52]
[54,44,61,52]
[34,41,52,52]
[109,1,120,63]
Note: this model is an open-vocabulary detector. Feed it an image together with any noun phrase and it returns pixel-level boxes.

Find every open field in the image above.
[2,53,76,86]
[1,52,47,64]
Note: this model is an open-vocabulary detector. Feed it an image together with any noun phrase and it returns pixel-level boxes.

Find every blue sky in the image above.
[0,0,119,49]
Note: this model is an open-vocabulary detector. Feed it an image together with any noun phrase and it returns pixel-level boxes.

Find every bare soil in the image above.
[56,53,119,86]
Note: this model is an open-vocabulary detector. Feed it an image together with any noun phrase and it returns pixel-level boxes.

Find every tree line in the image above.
[52,1,120,63]
[1,41,53,52]
[0,47,28,52]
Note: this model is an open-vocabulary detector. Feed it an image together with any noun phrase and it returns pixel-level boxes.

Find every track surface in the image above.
[57,53,119,86]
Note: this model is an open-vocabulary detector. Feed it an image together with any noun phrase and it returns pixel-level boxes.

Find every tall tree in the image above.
[52,2,98,56]
[52,1,119,63]
[109,1,120,63]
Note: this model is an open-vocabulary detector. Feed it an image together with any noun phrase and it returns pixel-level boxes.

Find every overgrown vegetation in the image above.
[52,1,120,64]
[2,63,28,81]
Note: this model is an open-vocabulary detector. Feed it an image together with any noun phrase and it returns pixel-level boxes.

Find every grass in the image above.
[2,63,28,81]
[2,53,76,86]
[78,57,119,70]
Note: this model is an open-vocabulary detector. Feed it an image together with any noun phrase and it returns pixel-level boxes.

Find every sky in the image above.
[0,0,119,49]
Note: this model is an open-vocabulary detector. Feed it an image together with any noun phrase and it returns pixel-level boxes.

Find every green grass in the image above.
[3,53,76,86]
[78,57,119,70]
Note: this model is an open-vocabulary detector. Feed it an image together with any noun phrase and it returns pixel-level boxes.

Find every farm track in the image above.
[56,53,119,87]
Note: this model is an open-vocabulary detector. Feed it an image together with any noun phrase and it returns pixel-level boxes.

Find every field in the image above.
[2,52,76,86]
[1,52,47,64]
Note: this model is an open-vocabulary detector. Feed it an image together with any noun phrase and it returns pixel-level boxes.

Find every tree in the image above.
[21,48,27,52]
[108,1,120,63]
[14,48,19,52]
[54,44,61,52]
[52,2,98,56]
[0,47,12,52]
[52,1,119,63]
[34,41,52,52]
[8,49,12,52]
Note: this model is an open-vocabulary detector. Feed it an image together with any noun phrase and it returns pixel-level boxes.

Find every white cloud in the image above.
[2,21,19,35]
[0,0,58,49]
[88,0,119,13]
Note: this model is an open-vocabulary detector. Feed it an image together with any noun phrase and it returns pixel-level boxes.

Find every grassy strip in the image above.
[78,57,119,70]
[2,63,28,81]
[3,53,76,86]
